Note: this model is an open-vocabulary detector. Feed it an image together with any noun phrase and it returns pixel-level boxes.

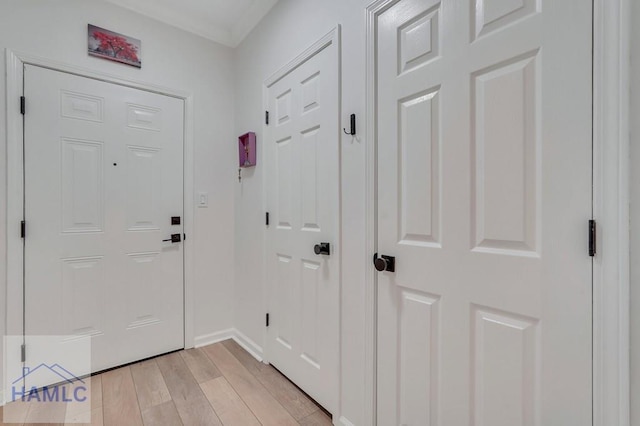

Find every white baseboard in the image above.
[193,328,235,348]
[231,329,264,362]
[337,416,355,426]
[193,328,264,363]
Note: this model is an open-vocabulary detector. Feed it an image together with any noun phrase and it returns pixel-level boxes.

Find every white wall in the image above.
[631,1,640,424]
[0,0,236,361]
[233,1,370,424]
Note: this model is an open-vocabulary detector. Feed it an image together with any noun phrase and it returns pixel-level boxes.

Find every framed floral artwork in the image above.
[88,24,141,68]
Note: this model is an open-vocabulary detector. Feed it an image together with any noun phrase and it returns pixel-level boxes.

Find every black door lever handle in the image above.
[163,234,181,243]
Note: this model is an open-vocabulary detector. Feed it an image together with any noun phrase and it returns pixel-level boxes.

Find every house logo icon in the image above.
[11,364,88,403]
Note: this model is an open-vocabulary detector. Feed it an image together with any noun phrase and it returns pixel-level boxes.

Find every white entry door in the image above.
[265,32,340,413]
[375,0,592,425]
[23,65,184,381]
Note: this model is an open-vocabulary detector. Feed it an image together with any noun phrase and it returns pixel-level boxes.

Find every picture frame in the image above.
[88,24,141,68]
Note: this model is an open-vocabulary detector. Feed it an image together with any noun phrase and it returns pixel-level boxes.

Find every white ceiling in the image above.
[103,0,279,47]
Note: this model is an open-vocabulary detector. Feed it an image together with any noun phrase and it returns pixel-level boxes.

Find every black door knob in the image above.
[373,253,395,272]
[314,242,331,255]
[374,257,387,271]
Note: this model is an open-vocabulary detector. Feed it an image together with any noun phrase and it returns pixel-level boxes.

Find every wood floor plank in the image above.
[62,376,100,424]
[202,343,298,426]
[256,365,319,420]
[130,359,171,410]
[64,407,103,426]
[22,384,67,424]
[141,400,183,426]
[23,410,67,425]
[200,377,260,426]
[223,338,319,420]
[299,410,333,426]
[90,375,103,409]
[101,366,143,426]
[3,398,32,424]
[221,340,266,376]
[180,348,221,383]
[155,352,222,426]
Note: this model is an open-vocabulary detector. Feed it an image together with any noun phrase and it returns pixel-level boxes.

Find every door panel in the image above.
[376,0,592,425]
[61,138,104,233]
[23,65,184,383]
[472,52,538,254]
[61,256,106,338]
[399,87,440,247]
[126,146,162,231]
[266,37,340,413]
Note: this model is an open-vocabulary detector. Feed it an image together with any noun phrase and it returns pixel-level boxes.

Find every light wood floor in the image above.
[1,340,332,426]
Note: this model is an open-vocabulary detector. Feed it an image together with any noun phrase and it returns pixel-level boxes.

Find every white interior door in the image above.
[375,0,592,425]
[265,36,340,413]
[23,65,184,383]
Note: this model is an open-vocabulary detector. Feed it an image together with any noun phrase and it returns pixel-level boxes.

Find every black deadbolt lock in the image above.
[171,216,181,225]
[314,242,331,256]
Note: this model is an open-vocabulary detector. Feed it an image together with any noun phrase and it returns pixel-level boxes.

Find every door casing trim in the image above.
[3,49,197,366]
[592,0,631,425]
[363,0,631,425]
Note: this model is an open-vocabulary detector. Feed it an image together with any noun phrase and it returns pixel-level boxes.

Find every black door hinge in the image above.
[589,220,596,257]
[21,344,26,362]
[266,313,270,327]
[266,212,270,226]
[20,96,25,115]
[265,111,269,125]
[20,221,25,239]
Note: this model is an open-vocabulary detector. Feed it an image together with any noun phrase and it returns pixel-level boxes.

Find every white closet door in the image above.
[375,0,592,425]
[265,36,340,413]
[23,65,184,385]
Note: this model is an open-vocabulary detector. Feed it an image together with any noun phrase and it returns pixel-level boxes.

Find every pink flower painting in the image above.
[88,24,141,68]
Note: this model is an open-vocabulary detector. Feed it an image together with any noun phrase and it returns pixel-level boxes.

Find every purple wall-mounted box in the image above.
[238,132,256,168]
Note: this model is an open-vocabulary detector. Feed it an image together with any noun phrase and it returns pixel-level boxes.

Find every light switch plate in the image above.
[197,192,208,208]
